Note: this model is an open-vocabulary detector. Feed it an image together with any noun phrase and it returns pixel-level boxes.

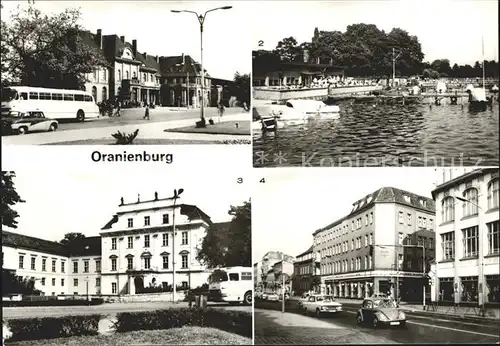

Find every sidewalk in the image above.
[2,113,250,145]
[254,309,397,345]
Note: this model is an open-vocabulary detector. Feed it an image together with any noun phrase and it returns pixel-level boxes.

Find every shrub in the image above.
[115,308,251,338]
[2,298,104,307]
[111,129,139,144]
[6,314,101,342]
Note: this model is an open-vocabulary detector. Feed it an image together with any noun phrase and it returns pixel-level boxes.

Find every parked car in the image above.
[302,295,343,317]
[266,293,279,301]
[298,292,311,308]
[356,297,406,328]
[2,111,58,135]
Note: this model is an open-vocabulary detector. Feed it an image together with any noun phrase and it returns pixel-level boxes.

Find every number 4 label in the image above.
[259,178,265,183]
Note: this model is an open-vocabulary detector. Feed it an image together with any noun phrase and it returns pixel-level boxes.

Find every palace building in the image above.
[432,168,499,305]
[2,192,230,297]
[313,187,436,302]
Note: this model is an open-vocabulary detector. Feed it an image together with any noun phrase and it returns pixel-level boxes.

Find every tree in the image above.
[232,72,250,105]
[273,36,300,62]
[2,269,42,295]
[59,232,85,245]
[197,200,251,268]
[1,4,108,88]
[1,171,25,229]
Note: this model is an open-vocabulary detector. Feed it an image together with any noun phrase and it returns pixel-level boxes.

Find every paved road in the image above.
[255,300,500,344]
[3,301,251,319]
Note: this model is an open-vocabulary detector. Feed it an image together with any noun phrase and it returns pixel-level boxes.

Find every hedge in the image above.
[3,298,104,307]
[115,308,252,338]
[6,315,101,342]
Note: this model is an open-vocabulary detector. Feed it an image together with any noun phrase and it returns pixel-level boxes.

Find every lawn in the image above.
[165,121,250,135]
[5,327,252,345]
[44,138,247,145]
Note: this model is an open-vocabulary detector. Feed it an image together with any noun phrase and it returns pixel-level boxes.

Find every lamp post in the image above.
[85,276,89,303]
[171,6,233,123]
[171,188,184,303]
[392,48,402,88]
[456,196,485,315]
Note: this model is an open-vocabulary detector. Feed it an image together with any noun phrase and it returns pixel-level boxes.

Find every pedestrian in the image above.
[114,101,121,117]
[218,102,225,117]
[143,104,150,120]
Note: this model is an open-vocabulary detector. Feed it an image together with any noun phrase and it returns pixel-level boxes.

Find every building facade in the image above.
[259,251,294,293]
[313,187,435,301]
[292,246,315,295]
[432,168,499,306]
[2,192,229,298]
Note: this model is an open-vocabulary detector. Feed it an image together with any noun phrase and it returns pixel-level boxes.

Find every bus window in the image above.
[241,272,252,280]
[229,273,239,281]
[39,92,51,100]
[29,92,39,100]
[52,93,63,100]
[20,92,28,100]
[84,95,93,102]
[209,270,228,283]
[74,94,84,101]
[64,94,74,101]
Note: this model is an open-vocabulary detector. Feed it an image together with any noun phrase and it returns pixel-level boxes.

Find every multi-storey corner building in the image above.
[292,245,315,295]
[253,261,262,288]
[259,251,294,292]
[432,168,499,305]
[80,29,234,107]
[2,192,230,297]
[313,187,435,301]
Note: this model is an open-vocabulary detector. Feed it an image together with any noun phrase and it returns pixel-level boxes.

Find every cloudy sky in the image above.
[3,146,251,242]
[251,0,499,65]
[1,1,250,80]
[252,168,440,262]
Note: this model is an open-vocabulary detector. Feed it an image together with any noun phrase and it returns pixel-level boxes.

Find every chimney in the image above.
[156,55,159,63]
[303,49,309,64]
[182,53,185,65]
[96,29,103,50]
[120,35,125,43]
[132,39,137,56]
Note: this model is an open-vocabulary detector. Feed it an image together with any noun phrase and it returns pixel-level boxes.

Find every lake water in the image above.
[252,100,499,167]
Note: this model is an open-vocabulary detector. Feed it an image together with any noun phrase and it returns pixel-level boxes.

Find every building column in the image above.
[128,276,135,295]
[265,76,270,87]
[146,89,150,105]
[282,76,287,86]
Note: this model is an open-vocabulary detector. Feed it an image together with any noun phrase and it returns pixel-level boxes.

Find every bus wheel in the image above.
[76,110,85,122]
[244,291,252,305]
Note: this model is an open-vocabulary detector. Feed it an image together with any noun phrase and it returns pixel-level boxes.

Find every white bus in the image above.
[1,86,100,122]
[208,266,253,305]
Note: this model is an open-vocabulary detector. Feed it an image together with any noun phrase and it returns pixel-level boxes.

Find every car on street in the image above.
[302,295,343,317]
[2,110,58,135]
[356,297,406,328]
[265,293,279,301]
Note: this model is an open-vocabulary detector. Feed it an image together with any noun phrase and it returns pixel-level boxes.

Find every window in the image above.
[463,188,479,216]
[84,261,89,273]
[365,235,368,247]
[487,221,500,255]
[118,69,122,81]
[441,231,455,260]
[398,212,404,223]
[442,197,455,222]
[31,257,36,270]
[73,261,78,273]
[229,273,239,281]
[61,279,65,286]
[242,272,252,280]
[352,220,354,230]
[51,93,63,100]
[163,214,169,224]
[74,279,78,287]
[351,239,354,250]
[111,258,117,271]
[144,257,151,269]
[95,259,101,272]
[365,256,368,269]
[42,258,46,271]
[398,232,404,245]
[52,278,56,286]
[417,236,423,246]
[369,233,373,245]
[41,278,45,286]
[96,278,101,287]
[112,282,117,294]
[181,254,188,269]
[488,179,499,209]
[365,215,368,226]
[52,260,56,272]
[351,258,354,271]
[162,255,169,269]
[74,94,84,101]
[63,94,74,101]
[39,92,51,100]
[144,216,150,226]
[369,212,373,224]
[162,233,168,246]
[127,236,133,249]
[463,226,478,257]
[144,235,150,248]
[127,218,133,228]
[418,216,422,227]
[368,255,372,268]
[29,92,39,100]
[407,213,412,225]
[429,219,433,230]
[84,95,92,102]
[127,257,133,270]
[61,261,65,273]
[181,232,188,245]
[423,218,427,229]
[111,238,117,250]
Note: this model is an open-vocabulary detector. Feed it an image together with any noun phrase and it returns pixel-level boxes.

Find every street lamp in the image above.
[171,6,233,124]
[392,48,402,88]
[456,196,485,315]
[171,188,184,303]
[85,276,89,303]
